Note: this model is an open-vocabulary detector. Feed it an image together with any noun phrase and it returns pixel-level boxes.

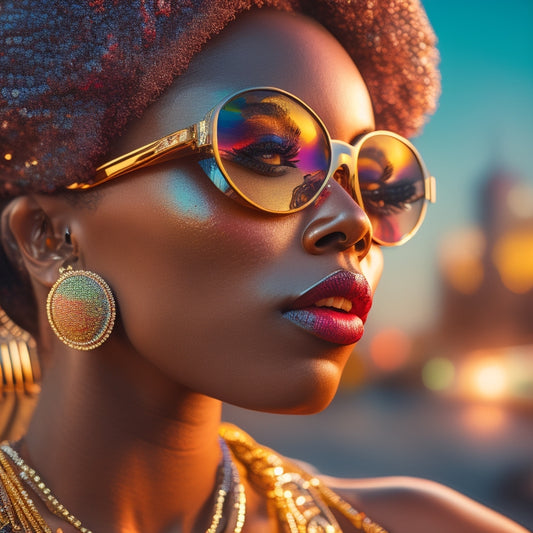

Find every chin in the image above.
[275,393,337,415]
[227,357,344,415]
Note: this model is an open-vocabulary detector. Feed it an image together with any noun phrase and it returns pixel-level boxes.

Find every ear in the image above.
[2,195,77,288]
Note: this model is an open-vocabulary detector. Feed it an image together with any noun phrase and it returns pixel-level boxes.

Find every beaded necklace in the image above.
[0,440,246,533]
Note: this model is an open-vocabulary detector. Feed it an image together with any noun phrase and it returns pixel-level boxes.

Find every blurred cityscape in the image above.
[226,167,533,529]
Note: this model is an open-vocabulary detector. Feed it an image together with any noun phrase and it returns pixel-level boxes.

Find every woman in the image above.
[0,1,528,532]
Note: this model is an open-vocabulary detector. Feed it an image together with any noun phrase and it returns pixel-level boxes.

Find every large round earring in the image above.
[46,267,116,351]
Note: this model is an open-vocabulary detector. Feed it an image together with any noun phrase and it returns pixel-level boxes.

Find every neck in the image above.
[23,338,224,533]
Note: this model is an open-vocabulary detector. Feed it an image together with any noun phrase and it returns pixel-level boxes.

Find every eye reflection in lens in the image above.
[215,90,330,212]
[357,134,425,244]
[221,99,302,176]
[289,170,327,209]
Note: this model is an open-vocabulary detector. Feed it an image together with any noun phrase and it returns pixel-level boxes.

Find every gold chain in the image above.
[0,441,246,533]
[1,444,91,533]
[207,438,246,533]
[0,449,52,532]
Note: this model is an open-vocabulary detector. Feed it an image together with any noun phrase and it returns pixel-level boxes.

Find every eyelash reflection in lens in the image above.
[360,163,423,216]
[362,180,423,216]
[222,135,301,176]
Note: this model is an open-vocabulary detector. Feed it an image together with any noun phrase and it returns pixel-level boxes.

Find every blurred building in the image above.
[398,167,533,407]
[437,169,533,352]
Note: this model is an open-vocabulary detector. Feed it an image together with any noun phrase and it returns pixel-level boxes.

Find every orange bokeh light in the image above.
[461,404,508,435]
[370,328,412,371]
[458,354,510,401]
[492,229,533,293]
[473,364,507,399]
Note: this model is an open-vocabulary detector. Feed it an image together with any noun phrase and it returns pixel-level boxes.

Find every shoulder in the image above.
[320,474,530,533]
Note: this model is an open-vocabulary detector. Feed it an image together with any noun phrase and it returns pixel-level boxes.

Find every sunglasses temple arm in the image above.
[425,175,437,203]
[67,123,207,189]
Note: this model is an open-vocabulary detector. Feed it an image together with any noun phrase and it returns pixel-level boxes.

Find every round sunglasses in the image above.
[68,87,436,246]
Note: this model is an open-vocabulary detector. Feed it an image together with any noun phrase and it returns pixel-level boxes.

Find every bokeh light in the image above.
[422,357,455,391]
[472,363,508,399]
[439,228,486,294]
[461,404,509,435]
[369,328,412,371]
[492,229,533,293]
[459,354,511,401]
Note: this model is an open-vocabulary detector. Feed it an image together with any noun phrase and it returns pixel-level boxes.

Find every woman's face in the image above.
[65,10,382,413]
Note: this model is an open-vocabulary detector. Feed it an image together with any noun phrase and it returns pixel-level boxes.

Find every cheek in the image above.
[164,166,212,222]
[153,169,295,285]
[360,244,383,294]
[84,166,300,353]
[160,164,306,271]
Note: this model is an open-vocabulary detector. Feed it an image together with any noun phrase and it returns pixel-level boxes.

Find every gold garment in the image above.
[220,423,387,533]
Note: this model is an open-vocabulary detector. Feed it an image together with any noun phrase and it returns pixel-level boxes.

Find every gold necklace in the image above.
[208,438,246,533]
[0,449,52,533]
[220,423,388,533]
[1,444,92,533]
[0,441,246,533]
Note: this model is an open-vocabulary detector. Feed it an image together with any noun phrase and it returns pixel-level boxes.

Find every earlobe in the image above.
[2,195,76,288]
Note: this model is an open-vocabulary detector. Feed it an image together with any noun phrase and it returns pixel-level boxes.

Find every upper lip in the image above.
[284,270,373,321]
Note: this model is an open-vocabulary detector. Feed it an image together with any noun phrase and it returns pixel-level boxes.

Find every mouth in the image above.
[282,270,372,345]
[314,296,353,313]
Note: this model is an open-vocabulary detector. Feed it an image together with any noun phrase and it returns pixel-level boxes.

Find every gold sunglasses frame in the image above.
[68,87,436,246]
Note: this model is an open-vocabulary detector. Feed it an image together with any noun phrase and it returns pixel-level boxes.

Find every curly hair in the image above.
[0,0,439,198]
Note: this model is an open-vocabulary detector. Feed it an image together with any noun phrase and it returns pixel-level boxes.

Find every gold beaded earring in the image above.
[46,267,116,351]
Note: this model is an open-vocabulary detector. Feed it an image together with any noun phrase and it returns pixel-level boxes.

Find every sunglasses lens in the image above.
[215,90,331,212]
[357,134,426,245]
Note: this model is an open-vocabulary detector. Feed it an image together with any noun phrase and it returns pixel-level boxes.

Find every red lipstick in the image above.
[282,270,373,345]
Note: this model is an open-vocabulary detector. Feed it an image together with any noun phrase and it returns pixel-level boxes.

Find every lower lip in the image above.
[282,307,365,345]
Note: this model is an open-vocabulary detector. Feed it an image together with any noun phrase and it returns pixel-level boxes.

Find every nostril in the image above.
[314,232,347,249]
[354,238,367,254]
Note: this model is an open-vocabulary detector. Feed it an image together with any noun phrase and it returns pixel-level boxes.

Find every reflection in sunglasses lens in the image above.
[358,134,425,245]
[216,90,330,212]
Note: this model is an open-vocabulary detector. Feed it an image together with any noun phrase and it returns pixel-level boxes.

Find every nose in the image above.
[301,169,372,259]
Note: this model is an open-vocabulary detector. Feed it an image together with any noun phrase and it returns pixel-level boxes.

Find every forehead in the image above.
[114,10,374,154]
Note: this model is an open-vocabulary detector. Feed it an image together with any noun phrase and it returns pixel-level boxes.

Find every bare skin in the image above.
[2,9,528,533]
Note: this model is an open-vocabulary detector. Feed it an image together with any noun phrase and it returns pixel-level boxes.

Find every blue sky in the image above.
[368,0,533,334]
